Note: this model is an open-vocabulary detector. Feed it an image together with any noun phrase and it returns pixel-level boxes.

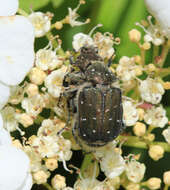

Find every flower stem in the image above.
[118,135,170,152]
[80,153,93,177]
[153,45,159,64]
[43,183,54,190]
[163,184,169,190]
[159,40,170,67]
[140,48,145,65]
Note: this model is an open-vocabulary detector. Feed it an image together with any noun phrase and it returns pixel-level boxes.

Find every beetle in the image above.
[63,46,125,150]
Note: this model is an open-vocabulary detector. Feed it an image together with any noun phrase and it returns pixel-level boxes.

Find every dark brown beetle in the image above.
[63,46,125,149]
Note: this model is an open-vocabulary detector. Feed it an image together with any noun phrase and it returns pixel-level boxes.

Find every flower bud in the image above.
[128,29,141,43]
[163,82,170,90]
[146,64,156,73]
[45,158,58,171]
[146,177,161,190]
[148,145,164,161]
[144,133,155,142]
[55,21,63,30]
[134,55,142,64]
[126,182,140,190]
[33,170,49,184]
[18,113,34,128]
[142,42,151,50]
[133,122,146,136]
[163,171,170,186]
[26,83,39,97]
[51,174,66,189]
[29,67,46,85]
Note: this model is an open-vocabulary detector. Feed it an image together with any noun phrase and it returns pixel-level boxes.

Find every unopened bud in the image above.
[45,158,58,171]
[129,29,141,43]
[51,174,66,189]
[55,21,63,30]
[146,177,161,190]
[29,67,46,85]
[149,145,164,161]
[18,113,34,128]
[133,122,146,136]
[33,170,49,184]
[26,83,39,97]
[163,171,170,186]
[142,42,151,50]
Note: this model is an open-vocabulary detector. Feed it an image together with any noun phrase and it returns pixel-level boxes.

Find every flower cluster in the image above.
[0,0,170,190]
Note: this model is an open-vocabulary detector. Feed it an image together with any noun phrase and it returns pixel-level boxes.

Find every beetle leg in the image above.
[69,56,75,65]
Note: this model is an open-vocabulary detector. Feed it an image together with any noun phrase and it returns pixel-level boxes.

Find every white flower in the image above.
[0,83,10,109]
[0,16,34,86]
[123,100,139,126]
[100,150,125,179]
[0,145,32,190]
[74,178,102,190]
[72,33,94,51]
[21,94,45,117]
[125,159,146,183]
[137,16,165,46]
[45,66,68,98]
[28,12,51,37]
[0,113,3,129]
[31,136,60,158]
[144,105,168,128]
[35,49,62,71]
[162,126,170,144]
[116,56,142,82]
[9,85,25,105]
[0,128,11,145]
[67,1,89,27]
[139,78,164,104]
[0,0,18,16]
[144,0,170,38]
[37,119,62,136]
[1,106,19,132]
[93,32,115,59]
[24,146,42,173]
[0,16,34,108]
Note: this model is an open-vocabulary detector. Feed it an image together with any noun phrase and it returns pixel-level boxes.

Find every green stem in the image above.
[17,8,28,17]
[155,67,170,78]
[43,183,54,190]
[147,125,155,134]
[118,135,170,152]
[153,45,159,64]
[140,48,145,65]
[80,153,93,177]
[46,32,65,56]
[159,41,170,67]
[163,184,169,190]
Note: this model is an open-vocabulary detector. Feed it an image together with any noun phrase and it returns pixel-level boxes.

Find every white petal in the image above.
[0,145,30,190]
[0,82,10,109]
[0,128,12,145]
[0,16,35,86]
[0,113,3,130]
[144,0,170,38]
[18,173,33,190]
[0,0,18,16]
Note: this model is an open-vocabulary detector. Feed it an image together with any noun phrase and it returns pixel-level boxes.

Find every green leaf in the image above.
[51,0,64,8]
[19,0,50,12]
[116,0,148,57]
[96,0,129,32]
